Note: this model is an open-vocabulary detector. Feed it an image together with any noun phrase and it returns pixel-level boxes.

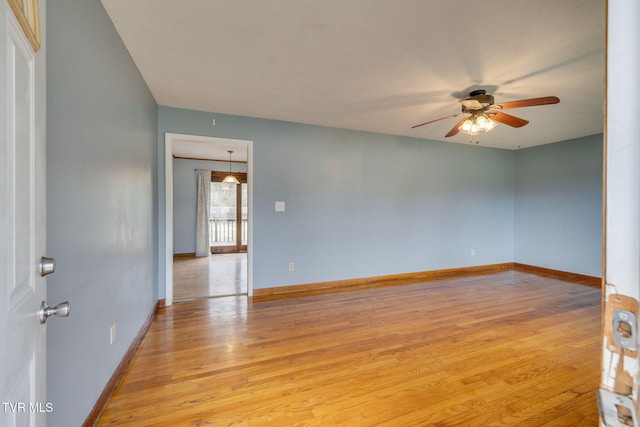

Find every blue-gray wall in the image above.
[46,1,157,425]
[173,158,247,253]
[159,107,516,294]
[514,134,603,276]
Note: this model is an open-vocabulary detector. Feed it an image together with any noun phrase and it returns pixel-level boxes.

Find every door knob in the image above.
[40,256,56,276]
[39,301,70,324]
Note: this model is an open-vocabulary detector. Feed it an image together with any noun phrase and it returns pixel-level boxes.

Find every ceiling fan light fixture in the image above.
[459,118,477,135]
[480,116,497,132]
[459,115,497,135]
[222,150,240,184]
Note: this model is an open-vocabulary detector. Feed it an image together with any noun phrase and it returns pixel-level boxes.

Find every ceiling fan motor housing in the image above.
[468,89,494,105]
[461,90,496,113]
[469,93,494,105]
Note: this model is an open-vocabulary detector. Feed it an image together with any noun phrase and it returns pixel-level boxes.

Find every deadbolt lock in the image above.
[39,256,56,276]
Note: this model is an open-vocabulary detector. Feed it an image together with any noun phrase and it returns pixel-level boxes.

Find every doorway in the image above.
[174,169,248,301]
[164,133,254,305]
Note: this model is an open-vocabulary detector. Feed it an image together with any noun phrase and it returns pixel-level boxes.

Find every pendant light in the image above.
[222,150,240,184]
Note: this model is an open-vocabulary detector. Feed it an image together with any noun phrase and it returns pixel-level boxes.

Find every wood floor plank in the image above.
[173,253,247,300]
[97,270,601,426]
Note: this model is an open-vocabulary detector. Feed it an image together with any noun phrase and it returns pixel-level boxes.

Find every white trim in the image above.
[247,142,254,297]
[164,132,254,305]
[164,135,174,306]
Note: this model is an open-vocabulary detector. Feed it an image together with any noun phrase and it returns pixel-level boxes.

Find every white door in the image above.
[0,1,49,425]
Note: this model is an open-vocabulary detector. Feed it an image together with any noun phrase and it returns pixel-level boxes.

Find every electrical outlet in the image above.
[471,248,476,256]
[288,262,294,271]
[110,324,116,345]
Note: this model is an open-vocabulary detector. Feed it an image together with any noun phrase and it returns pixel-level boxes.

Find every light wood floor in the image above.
[97,271,601,426]
[173,253,247,300]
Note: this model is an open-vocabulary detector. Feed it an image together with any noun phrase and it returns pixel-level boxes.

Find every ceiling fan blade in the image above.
[491,112,529,128]
[445,118,468,137]
[498,96,560,110]
[411,113,463,129]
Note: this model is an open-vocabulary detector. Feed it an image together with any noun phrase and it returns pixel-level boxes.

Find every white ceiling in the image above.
[171,135,249,162]
[102,0,605,151]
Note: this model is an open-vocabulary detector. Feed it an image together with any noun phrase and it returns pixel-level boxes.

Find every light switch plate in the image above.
[275,201,285,212]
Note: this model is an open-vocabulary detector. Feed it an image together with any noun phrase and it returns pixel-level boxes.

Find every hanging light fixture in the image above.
[222,150,240,184]
[458,113,497,136]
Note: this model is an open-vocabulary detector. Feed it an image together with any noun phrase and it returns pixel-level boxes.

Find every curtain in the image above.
[195,170,211,257]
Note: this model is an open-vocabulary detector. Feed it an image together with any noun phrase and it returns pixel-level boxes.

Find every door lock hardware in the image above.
[39,256,56,276]
[39,301,70,324]
[598,389,638,427]
[613,309,637,350]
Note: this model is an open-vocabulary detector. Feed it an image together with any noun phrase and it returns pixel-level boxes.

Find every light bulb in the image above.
[460,119,474,133]
[483,118,497,132]
[476,116,489,129]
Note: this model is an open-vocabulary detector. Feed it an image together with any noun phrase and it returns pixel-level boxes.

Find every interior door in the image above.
[0,2,48,425]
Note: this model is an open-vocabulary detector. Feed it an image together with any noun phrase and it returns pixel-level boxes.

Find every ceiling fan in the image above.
[411,89,560,139]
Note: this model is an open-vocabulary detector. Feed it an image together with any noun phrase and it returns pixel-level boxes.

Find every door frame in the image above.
[164,133,254,306]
